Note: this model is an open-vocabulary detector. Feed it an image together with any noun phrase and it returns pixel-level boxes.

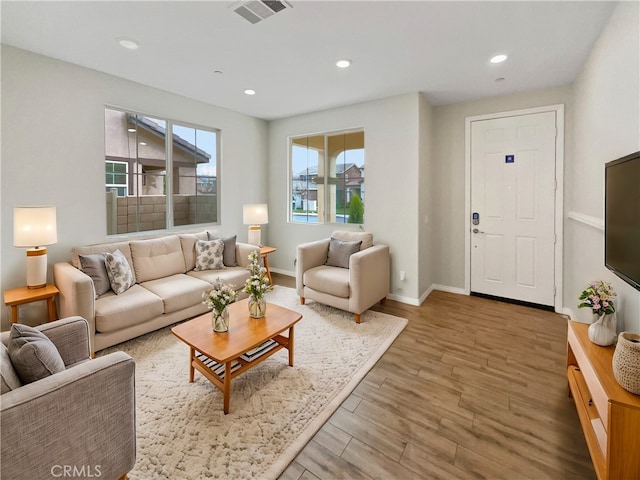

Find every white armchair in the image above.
[296,231,390,323]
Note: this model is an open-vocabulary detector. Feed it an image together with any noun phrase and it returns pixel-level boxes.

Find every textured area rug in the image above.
[100,286,407,479]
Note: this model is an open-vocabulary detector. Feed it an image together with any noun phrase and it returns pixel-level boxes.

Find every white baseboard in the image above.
[270,268,295,277]
[431,284,468,296]
[386,293,421,306]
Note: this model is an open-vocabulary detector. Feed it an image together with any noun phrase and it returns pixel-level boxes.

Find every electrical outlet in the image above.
[400,271,406,281]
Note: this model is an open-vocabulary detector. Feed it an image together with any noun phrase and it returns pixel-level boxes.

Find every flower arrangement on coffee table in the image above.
[243,250,274,318]
[203,278,238,332]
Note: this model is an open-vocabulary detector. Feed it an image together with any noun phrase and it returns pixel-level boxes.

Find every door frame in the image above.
[464,104,565,312]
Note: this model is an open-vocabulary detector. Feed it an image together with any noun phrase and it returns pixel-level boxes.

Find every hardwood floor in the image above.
[272,273,595,480]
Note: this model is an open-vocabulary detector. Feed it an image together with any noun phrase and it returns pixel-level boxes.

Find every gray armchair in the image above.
[296,231,390,323]
[1,317,136,480]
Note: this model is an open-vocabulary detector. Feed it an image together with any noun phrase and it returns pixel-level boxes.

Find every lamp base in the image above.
[26,247,48,289]
[248,225,262,246]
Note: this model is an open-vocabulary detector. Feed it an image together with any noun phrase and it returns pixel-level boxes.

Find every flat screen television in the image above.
[605,150,640,291]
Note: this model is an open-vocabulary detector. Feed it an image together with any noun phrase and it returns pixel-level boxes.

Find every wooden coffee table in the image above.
[171,298,302,414]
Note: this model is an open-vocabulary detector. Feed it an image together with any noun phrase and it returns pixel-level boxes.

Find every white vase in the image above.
[588,312,617,346]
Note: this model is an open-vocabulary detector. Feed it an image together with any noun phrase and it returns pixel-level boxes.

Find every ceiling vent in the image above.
[233,0,291,24]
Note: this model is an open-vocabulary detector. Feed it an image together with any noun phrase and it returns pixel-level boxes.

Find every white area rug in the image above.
[100,286,407,479]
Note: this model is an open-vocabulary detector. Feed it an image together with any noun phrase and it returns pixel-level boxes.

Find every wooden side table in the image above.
[260,246,276,285]
[4,284,59,324]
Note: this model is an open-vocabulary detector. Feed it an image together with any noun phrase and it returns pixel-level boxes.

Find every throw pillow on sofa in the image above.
[7,324,66,384]
[207,233,237,267]
[194,239,225,271]
[105,249,134,294]
[79,252,111,298]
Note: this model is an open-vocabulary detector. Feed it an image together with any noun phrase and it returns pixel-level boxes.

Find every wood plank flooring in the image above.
[272,274,595,480]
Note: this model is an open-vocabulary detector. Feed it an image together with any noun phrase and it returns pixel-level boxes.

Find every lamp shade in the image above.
[243,204,268,225]
[14,206,58,247]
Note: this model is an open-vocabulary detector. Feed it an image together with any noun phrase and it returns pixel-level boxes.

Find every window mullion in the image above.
[166,121,174,228]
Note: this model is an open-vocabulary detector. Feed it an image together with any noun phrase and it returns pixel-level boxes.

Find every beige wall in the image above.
[431,86,574,291]
[1,46,268,327]
[568,1,640,332]
[267,93,423,303]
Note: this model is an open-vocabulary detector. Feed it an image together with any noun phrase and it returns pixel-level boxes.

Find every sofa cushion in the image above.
[331,231,374,250]
[326,238,362,269]
[105,249,135,295]
[79,252,111,297]
[141,274,212,314]
[1,343,22,394]
[208,233,238,267]
[304,265,351,298]
[7,324,66,384]
[194,239,225,271]
[130,235,186,283]
[188,266,251,292]
[72,241,137,283]
[179,231,209,271]
[95,284,164,333]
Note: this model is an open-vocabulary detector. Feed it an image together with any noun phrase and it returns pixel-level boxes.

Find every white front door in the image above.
[470,111,557,306]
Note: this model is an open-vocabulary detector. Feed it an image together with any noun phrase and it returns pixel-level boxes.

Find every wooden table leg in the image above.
[223,362,232,414]
[288,325,294,366]
[263,255,273,285]
[46,297,56,322]
[189,347,195,383]
[10,306,18,324]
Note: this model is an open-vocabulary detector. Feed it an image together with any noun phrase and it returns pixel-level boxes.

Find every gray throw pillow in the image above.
[325,238,362,269]
[79,252,111,297]
[104,249,134,295]
[1,343,22,393]
[208,234,237,267]
[7,324,65,385]
[195,239,225,271]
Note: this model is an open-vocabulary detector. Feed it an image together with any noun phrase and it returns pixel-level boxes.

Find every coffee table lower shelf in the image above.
[189,333,293,414]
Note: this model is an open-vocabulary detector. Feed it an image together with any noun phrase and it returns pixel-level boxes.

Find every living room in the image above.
[1,1,639,478]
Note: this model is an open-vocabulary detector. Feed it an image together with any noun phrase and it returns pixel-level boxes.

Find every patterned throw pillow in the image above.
[104,249,134,294]
[194,239,225,271]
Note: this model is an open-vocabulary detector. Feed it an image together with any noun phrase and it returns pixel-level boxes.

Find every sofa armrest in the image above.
[38,316,91,367]
[53,262,96,349]
[1,352,136,480]
[236,242,260,268]
[296,239,331,296]
[348,244,390,314]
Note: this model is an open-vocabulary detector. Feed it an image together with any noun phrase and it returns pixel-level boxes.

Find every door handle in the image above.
[472,228,485,234]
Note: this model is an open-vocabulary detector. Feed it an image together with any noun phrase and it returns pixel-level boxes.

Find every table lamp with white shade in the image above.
[14,206,57,289]
[243,204,268,246]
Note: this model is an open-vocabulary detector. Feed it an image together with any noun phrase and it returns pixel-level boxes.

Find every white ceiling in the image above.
[1,1,616,120]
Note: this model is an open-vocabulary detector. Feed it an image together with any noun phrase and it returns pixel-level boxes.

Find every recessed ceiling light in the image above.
[127,128,136,133]
[336,58,352,69]
[490,54,507,64]
[117,37,140,50]
[139,142,147,146]
[244,89,256,95]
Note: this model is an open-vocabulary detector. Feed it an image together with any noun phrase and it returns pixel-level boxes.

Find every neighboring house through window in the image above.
[290,130,364,224]
[104,107,219,235]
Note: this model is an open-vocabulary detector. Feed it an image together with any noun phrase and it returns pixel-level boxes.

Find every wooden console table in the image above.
[566,320,640,480]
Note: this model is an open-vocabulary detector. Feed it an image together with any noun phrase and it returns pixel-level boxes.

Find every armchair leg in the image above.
[119,474,128,480]
[380,297,387,305]
[300,297,305,305]
[354,313,361,324]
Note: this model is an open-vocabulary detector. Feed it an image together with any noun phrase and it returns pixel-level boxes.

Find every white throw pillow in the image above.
[194,239,225,271]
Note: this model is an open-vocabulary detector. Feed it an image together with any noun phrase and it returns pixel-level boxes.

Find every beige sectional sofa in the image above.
[54,231,258,352]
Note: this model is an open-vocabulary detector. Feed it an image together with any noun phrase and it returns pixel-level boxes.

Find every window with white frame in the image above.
[290,130,365,224]
[104,107,219,235]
